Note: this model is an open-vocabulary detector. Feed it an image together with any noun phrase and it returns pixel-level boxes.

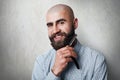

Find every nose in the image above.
[53,25,60,34]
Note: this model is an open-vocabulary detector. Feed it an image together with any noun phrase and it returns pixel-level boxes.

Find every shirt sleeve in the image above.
[92,54,108,80]
[32,56,61,80]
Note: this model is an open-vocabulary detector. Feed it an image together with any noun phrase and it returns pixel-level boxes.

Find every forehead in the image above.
[46,9,70,22]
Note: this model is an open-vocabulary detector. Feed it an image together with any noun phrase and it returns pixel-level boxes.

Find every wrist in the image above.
[51,68,60,76]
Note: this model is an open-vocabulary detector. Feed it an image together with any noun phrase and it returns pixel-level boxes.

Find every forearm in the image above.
[32,70,61,80]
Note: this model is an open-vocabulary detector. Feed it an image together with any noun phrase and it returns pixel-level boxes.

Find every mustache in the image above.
[50,32,67,40]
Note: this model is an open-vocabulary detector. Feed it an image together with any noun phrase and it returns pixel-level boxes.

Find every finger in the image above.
[59,47,74,56]
[61,57,72,64]
[66,46,74,51]
[72,51,77,58]
[56,50,66,56]
[62,50,77,58]
[66,57,73,62]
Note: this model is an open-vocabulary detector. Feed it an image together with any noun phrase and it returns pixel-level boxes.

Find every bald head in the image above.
[46,4,78,50]
[46,4,75,21]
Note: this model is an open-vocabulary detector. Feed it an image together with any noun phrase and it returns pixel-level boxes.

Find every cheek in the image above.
[60,25,72,34]
[48,29,52,37]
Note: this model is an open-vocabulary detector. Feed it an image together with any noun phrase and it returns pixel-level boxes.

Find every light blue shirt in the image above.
[32,40,107,80]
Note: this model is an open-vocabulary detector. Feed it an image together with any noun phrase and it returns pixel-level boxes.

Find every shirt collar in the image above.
[74,39,82,55]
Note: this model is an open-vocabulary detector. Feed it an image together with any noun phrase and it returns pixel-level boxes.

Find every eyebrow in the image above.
[56,18,66,24]
[46,18,67,26]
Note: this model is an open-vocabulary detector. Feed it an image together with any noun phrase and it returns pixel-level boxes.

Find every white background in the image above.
[0,0,120,80]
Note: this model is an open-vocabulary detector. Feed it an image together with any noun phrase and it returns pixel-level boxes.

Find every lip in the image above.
[54,35,63,42]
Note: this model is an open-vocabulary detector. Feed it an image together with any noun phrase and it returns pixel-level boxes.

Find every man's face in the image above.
[46,10,75,50]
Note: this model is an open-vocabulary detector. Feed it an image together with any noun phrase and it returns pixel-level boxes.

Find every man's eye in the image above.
[47,25,52,27]
[59,21,64,24]
[47,23,53,27]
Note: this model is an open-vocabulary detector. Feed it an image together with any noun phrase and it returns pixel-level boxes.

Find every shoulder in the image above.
[80,45,105,64]
[81,46,105,58]
[80,45,106,70]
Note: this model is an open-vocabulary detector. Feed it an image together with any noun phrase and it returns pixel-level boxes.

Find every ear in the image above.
[73,18,78,29]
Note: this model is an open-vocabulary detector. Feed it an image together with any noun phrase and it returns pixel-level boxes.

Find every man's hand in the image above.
[51,46,77,76]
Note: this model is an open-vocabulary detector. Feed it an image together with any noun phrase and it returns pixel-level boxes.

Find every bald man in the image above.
[32,4,107,80]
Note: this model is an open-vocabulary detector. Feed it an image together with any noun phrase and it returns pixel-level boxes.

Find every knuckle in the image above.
[61,58,66,63]
[61,47,67,51]
[67,50,71,53]
[59,55,63,58]
[57,51,61,55]
[68,50,72,55]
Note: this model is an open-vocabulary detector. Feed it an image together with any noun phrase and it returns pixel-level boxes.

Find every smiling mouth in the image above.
[54,35,65,42]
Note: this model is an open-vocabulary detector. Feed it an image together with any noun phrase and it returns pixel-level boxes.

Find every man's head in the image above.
[46,4,78,50]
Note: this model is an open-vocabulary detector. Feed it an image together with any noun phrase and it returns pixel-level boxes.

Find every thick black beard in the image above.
[49,26,75,50]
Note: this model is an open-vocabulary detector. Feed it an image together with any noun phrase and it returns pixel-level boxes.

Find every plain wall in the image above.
[0,0,120,80]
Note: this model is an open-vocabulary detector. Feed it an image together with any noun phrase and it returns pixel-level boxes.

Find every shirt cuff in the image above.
[46,70,61,80]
